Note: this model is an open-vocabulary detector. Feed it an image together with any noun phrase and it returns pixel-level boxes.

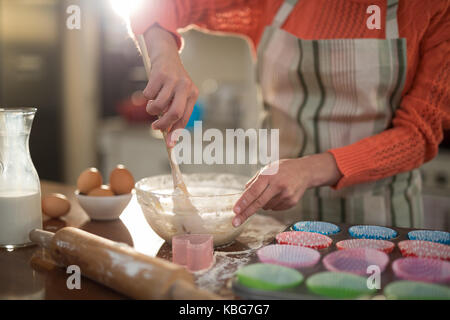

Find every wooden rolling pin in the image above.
[29,227,220,300]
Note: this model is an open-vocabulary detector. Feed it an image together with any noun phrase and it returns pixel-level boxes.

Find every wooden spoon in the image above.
[136,36,207,233]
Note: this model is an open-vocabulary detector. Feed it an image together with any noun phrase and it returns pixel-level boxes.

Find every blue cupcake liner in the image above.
[293,221,340,236]
[348,225,397,240]
[408,230,450,245]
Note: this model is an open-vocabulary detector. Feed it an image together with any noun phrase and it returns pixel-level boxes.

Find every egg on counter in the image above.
[109,165,135,195]
[42,193,71,218]
[88,185,115,197]
[77,168,102,194]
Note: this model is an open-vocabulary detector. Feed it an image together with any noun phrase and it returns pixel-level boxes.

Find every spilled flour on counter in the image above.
[234,214,287,250]
[194,251,253,297]
[193,214,287,297]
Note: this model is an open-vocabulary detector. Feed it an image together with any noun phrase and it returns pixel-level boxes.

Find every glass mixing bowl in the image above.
[135,173,252,247]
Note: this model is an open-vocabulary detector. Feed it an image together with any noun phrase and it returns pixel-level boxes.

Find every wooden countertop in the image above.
[0,181,290,300]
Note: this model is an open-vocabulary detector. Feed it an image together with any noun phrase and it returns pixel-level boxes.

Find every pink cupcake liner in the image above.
[398,240,450,261]
[257,244,321,269]
[276,231,332,250]
[336,239,395,253]
[323,248,389,276]
[392,257,450,284]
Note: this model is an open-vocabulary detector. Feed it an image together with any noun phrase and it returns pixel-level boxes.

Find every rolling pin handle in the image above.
[29,229,54,249]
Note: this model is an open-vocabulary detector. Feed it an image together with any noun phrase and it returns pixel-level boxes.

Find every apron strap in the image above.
[386,0,400,38]
[272,0,299,28]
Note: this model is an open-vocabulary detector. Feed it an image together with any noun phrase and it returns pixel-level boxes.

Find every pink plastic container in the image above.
[172,234,214,272]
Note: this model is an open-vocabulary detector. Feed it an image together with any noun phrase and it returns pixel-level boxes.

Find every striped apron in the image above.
[257,0,424,228]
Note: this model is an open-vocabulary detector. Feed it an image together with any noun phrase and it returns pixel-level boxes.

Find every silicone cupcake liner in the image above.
[336,239,395,253]
[257,244,321,269]
[398,240,450,261]
[236,263,304,291]
[306,272,376,299]
[276,231,332,249]
[392,257,450,284]
[348,225,397,240]
[293,221,340,235]
[384,280,450,300]
[323,248,389,275]
[407,230,450,245]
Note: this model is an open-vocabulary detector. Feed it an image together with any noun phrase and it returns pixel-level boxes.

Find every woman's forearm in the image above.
[143,25,180,62]
[303,153,343,189]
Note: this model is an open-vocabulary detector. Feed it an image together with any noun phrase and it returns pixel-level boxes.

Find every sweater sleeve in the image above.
[129,0,270,50]
[329,3,450,189]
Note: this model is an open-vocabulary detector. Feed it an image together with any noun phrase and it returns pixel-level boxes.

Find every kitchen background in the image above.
[0,0,448,229]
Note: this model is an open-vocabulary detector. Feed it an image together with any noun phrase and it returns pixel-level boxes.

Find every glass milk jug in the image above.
[0,108,42,248]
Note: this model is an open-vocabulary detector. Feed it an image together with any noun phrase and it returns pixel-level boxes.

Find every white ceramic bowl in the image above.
[75,190,132,220]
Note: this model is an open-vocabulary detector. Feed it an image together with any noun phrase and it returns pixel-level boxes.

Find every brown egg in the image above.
[109,165,135,195]
[42,193,71,218]
[88,185,115,197]
[77,168,102,194]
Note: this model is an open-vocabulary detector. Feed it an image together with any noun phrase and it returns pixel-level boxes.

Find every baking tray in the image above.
[231,222,444,299]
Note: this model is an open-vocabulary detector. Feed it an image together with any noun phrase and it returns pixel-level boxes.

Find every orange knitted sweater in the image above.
[130,0,450,190]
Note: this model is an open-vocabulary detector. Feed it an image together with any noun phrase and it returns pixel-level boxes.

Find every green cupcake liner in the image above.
[306,272,376,299]
[384,281,450,300]
[236,263,304,291]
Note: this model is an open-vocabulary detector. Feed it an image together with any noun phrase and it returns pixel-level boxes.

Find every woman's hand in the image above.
[143,25,199,147]
[232,152,342,227]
